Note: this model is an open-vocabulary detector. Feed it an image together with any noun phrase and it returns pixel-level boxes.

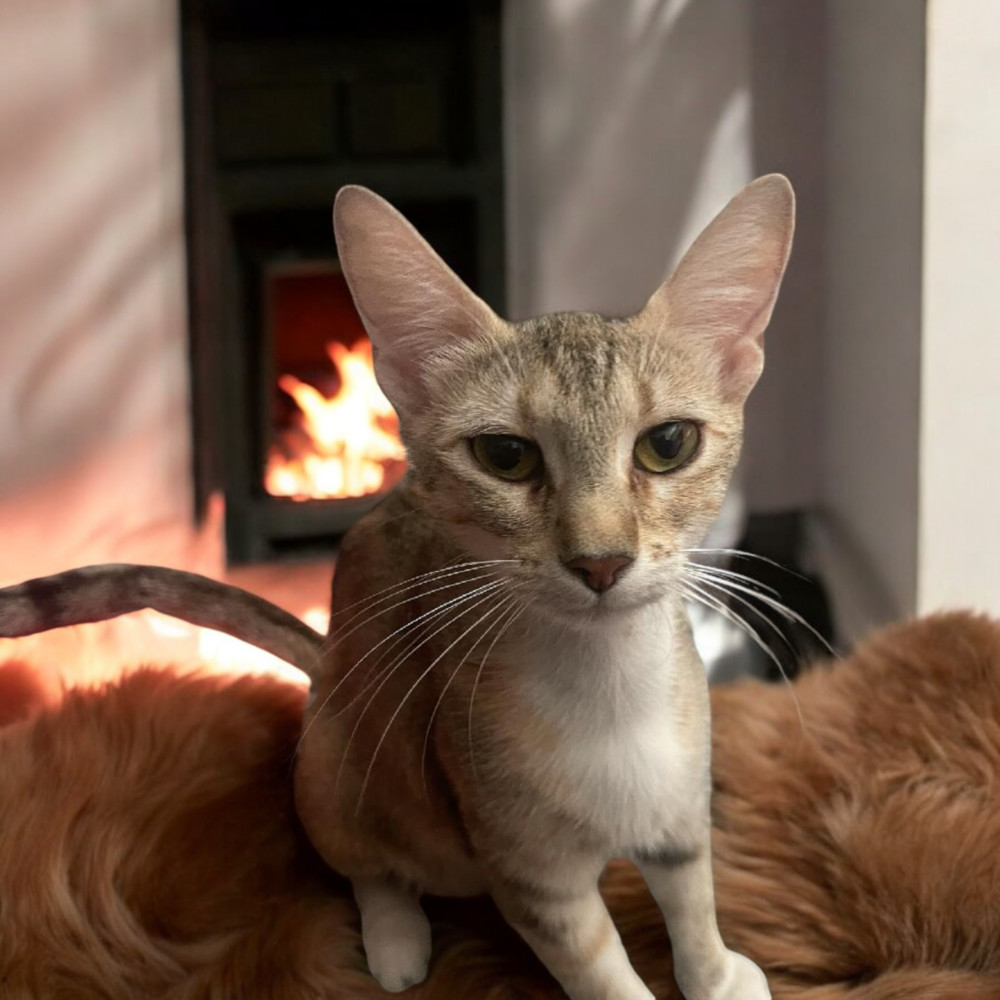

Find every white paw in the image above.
[712,951,770,1000]
[362,906,432,993]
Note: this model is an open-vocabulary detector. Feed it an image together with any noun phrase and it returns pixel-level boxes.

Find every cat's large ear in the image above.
[333,186,500,415]
[641,174,795,401]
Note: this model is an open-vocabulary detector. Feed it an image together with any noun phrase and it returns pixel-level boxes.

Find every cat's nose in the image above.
[563,554,634,593]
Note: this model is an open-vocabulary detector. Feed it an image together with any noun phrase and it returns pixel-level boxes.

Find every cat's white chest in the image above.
[547,700,703,852]
[512,609,709,854]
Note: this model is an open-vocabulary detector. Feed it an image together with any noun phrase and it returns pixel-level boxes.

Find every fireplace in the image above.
[181,0,504,564]
[262,260,407,507]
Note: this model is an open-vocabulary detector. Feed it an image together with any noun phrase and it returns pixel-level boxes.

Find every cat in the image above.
[292,177,793,1000]
[0,174,795,1000]
[4,614,1000,998]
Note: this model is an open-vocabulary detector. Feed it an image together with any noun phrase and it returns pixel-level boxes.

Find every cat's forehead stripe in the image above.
[518,313,631,401]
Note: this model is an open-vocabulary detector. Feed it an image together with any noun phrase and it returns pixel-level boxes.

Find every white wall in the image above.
[504,0,753,320]
[918,0,1000,613]
[812,0,1000,636]
[504,0,755,545]
[741,1,827,515]
[504,0,944,642]
[504,0,830,539]
[0,0,193,583]
[810,0,926,638]
[10,0,995,651]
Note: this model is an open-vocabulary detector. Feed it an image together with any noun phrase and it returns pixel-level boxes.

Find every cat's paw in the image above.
[361,904,432,993]
[677,949,770,1000]
[710,951,770,1000]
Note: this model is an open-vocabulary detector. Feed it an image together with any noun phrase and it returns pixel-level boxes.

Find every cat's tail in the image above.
[792,968,1000,999]
[0,565,326,678]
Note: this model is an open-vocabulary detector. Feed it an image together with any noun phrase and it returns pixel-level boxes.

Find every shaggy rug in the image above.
[2,611,999,998]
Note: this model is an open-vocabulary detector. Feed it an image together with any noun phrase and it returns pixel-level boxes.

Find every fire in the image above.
[265,339,406,501]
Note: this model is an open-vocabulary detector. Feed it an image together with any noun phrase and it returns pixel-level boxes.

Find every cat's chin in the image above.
[527,585,675,630]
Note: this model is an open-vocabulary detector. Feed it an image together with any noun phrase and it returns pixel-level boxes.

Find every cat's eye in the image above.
[634,420,700,474]
[471,434,541,482]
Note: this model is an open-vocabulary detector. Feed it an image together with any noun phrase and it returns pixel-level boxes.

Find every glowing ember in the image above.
[265,339,406,501]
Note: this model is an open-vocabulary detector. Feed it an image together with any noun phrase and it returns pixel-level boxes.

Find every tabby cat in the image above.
[0,175,795,1000]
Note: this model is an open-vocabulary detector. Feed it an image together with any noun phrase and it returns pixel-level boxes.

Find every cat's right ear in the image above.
[641,174,795,403]
[333,186,500,416]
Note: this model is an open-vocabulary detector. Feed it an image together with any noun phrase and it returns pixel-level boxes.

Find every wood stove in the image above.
[180,0,504,564]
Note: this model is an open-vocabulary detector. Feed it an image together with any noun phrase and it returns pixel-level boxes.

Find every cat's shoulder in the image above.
[339,487,426,556]
[331,485,448,602]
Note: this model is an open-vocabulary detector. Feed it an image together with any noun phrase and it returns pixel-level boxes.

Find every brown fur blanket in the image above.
[2,612,999,998]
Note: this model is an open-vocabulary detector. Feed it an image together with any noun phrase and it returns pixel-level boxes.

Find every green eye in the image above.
[634,420,700,473]
[471,434,541,481]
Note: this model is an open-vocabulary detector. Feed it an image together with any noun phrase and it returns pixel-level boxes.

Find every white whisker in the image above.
[356,587,519,813]
[685,560,781,598]
[468,599,527,781]
[335,581,509,798]
[419,590,522,792]
[298,579,506,755]
[681,577,786,674]
[329,574,517,722]
[330,596,467,720]
[327,559,518,634]
[680,547,810,583]
[686,571,796,655]
[327,567,510,649]
[326,556,499,620]
[687,565,834,655]
[680,578,806,731]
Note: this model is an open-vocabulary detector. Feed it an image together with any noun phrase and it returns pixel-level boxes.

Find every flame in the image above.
[265,340,406,501]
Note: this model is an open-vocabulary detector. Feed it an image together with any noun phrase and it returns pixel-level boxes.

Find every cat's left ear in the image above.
[641,174,795,402]
[333,186,501,416]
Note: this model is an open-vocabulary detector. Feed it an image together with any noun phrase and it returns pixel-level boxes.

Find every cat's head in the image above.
[333,178,794,621]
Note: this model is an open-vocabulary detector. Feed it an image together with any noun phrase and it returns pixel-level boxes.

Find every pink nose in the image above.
[563,554,634,594]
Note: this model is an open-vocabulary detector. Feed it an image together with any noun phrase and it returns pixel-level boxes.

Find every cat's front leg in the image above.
[353,878,432,993]
[491,873,654,1000]
[636,848,769,1000]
